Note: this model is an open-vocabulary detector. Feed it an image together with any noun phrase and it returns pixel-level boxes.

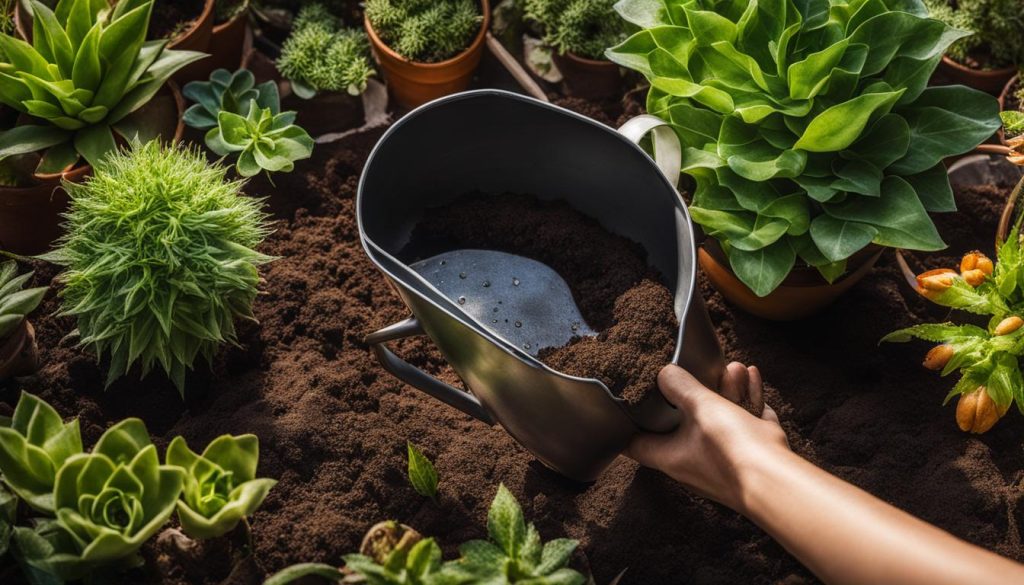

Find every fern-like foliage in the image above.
[365,0,482,63]
[41,140,273,395]
[524,0,627,60]
[925,0,1024,68]
[276,2,375,96]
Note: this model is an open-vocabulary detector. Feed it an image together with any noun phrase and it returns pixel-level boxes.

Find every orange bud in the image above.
[923,344,954,370]
[956,387,1009,434]
[995,316,1024,336]
[915,268,956,297]
[960,251,993,276]
[962,268,986,287]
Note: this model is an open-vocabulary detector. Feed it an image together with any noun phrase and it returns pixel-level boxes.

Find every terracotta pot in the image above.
[201,4,251,77]
[938,55,1017,95]
[998,74,1021,147]
[698,239,884,320]
[0,320,39,381]
[550,51,623,100]
[0,82,186,255]
[364,0,490,109]
[996,172,1024,246]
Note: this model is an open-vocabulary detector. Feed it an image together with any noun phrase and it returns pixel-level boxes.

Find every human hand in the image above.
[625,363,790,512]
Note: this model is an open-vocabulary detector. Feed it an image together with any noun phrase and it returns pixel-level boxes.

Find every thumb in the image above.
[656,364,713,410]
[623,429,676,470]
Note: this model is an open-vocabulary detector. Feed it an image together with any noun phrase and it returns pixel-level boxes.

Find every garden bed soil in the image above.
[3,109,1024,585]
[404,193,677,404]
[149,0,206,41]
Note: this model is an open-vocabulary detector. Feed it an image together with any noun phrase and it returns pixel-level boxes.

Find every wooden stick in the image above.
[485,32,549,102]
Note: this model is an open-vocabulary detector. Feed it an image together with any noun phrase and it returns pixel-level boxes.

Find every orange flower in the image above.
[956,386,1010,434]
[995,316,1024,336]
[922,344,954,370]
[960,251,993,277]
[915,268,956,299]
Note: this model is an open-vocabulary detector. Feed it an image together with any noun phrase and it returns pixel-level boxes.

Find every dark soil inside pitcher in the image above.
[403,193,677,404]
[149,0,205,41]
[4,82,1024,585]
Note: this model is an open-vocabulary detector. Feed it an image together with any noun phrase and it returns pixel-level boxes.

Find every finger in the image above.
[761,403,780,424]
[747,365,764,416]
[656,364,712,409]
[719,361,748,404]
[623,431,673,470]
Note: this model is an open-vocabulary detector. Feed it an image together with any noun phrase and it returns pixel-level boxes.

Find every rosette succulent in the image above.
[0,0,204,174]
[206,100,314,177]
[0,392,82,513]
[41,140,273,394]
[183,68,280,131]
[166,434,276,539]
[15,419,184,580]
[608,0,1001,295]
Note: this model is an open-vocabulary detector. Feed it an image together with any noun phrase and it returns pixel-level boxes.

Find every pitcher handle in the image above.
[617,115,682,190]
[365,318,495,425]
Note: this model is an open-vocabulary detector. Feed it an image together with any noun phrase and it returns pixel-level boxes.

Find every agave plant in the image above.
[182,68,280,131]
[0,260,47,342]
[0,0,205,175]
[206,100,314,177]
[607,0,1001,296]
[13,418,185,580]
[166,434,276,539]
[0,392,83,513]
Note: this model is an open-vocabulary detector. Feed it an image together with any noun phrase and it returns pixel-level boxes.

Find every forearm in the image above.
[737,447,1024,585]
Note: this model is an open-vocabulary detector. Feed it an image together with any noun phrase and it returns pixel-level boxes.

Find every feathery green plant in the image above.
[365,0,482,63]
[276,2,375,97]
[925,0,1024,69]
[524,0,628,60]
[0,0,205,175]
[0,260,47,342]
[41,140,273,395]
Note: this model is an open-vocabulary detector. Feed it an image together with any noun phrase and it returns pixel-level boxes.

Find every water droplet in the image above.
[512,277,520,286]
[492,319,498,323]
[493,307,499,313]
[459,272,467,279]
[440,260,447,265]
[514,320,522,328]
[571,321,579,332]
[482,280,491,288]
[524,343,532,350]
[457,296,466,305]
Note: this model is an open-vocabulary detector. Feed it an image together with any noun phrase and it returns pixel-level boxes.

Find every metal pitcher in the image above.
[358,90,724,482]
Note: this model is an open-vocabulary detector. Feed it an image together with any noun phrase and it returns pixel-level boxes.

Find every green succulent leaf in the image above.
[407,442,438,499]
[206,101,313,177]
[183,69,281,131]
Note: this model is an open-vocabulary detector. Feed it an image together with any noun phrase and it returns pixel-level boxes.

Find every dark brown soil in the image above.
[404,193,677,404]
[2,112,1023,585]
[149,0,206,41]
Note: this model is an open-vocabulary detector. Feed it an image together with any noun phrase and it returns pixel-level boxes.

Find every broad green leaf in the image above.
[843,113,910,169]
[614,0,673,27]
[728,238,796,297]
[488,484,526,558]
[787,39,848,99]
[809,215,877,263]
[0,125,72,159]
[795,90,903,152]
[72,124,116,167]
[823,176,944,251]
[903,163,955,213]
[831,158,882,196]
[407,441,439,499]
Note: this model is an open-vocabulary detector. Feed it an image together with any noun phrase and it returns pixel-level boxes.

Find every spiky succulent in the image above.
[365,0,482,63]
[0,0,204,175]
[183,68,280,130]
[608,0,1001,296]
[925,0,1024,68]
[276,2,375,97]
[0,260,47,342]
[41,140,273,395]
[524,0,628,60]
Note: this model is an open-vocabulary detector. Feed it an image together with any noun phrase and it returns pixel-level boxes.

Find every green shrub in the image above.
[365,0,482,63]
[276,2,375,97]
[925,0,1024,69]
[608,0,1001,296]
[0,0,204,174]
[524,0,628,60]
[41,140,273,395]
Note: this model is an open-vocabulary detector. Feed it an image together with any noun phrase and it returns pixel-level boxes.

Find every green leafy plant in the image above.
[524,0,629,60]
[608,0,1001,296]
[166,434,276,539]
[1004,110,1024,136]
[206,100,314,177]
[13,418,184,580]
[0,0,205,175]
[41,139,273,395]
[0,392,82,512]
[183,68,280,130]
[406,442,438,499]
[883,228,1024,433]
[276,2,375,97]
[925,0,1024,69]
[0,260,47,342]
[364,0,482,63]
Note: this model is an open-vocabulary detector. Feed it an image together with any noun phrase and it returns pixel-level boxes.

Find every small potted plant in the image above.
[926,0,1022,94]
[0,261,47,382]
[364,0,489,109]
[0,0,201,254]
[275,2,376,134]
[523,0,628,99]
[607,0,1002,320]
[999,72,1022,145]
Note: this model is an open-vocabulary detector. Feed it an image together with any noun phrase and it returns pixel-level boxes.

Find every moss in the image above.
[364,0,482,63]
[276,2,375,95]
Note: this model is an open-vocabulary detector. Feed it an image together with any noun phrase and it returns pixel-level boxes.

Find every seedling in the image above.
[41,140,273,394]
[607,0,1000,296]
[406,441,438,499]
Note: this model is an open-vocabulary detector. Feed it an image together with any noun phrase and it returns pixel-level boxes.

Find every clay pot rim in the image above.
[212,0,248,34]
[364,0,490,69]
[0,319,36,378]
[555,49,618,69]
[166,0,216,50]
[702,237,883,290]
[0,81,187,194]
[941,54,1018,79]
